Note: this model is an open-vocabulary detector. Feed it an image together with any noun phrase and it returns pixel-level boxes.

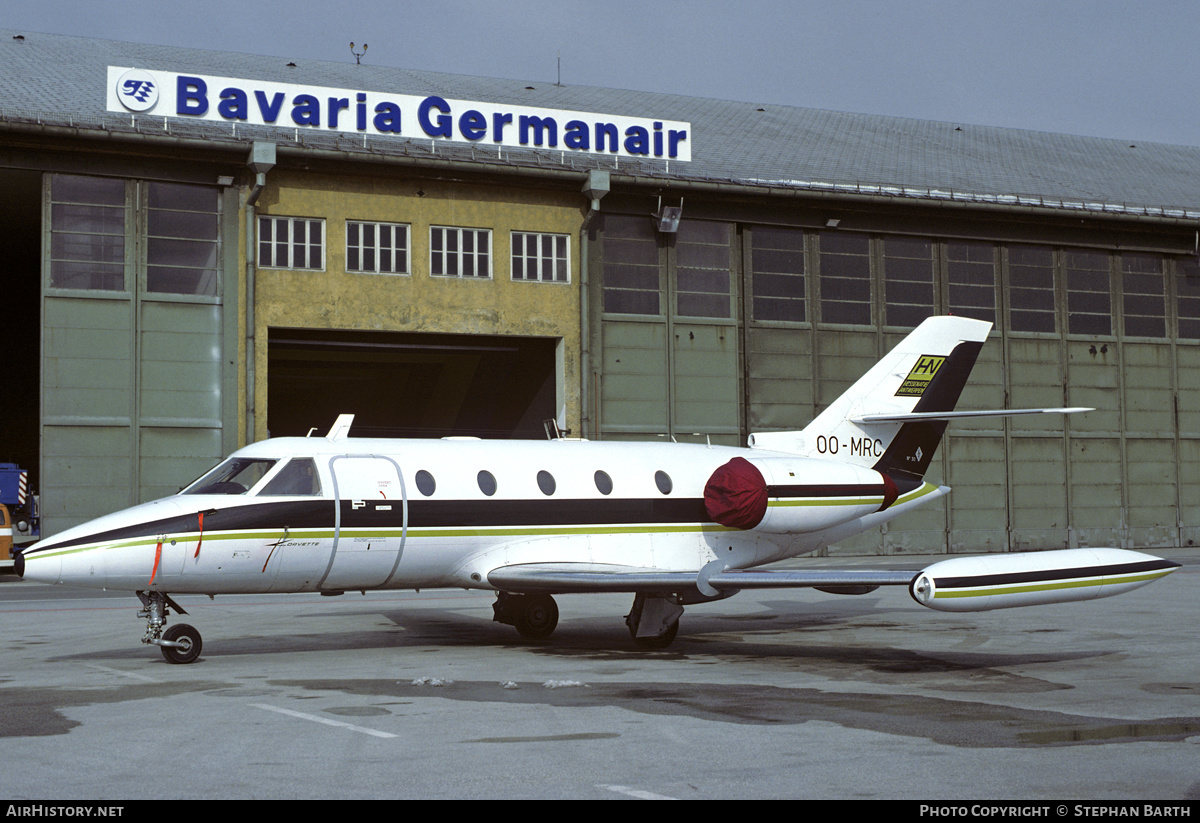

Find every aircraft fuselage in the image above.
[22,437,938,597]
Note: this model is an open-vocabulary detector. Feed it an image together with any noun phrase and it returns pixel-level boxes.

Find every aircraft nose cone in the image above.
[18,548,61,585]
[13,549,23,578]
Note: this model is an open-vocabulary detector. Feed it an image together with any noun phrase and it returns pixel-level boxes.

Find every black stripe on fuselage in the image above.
[933,558,1180,589]
[28,479,895,555]
[766,483,886,499]
[27,496,710,554]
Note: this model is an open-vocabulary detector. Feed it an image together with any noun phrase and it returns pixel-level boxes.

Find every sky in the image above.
[7,0,1200,147]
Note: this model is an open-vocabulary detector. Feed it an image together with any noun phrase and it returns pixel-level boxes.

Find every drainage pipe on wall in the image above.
[579,170,609,441]
[244,142,275,445]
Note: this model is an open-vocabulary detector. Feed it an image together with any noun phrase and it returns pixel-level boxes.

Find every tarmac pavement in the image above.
[0,548,1197,801]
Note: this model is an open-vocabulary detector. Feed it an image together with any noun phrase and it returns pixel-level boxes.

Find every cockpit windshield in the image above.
[181,458,278,495]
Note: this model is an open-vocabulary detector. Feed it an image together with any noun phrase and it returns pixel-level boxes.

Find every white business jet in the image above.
[17,316,1180,662]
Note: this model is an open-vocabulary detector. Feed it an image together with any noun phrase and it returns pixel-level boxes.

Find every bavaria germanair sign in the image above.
[107,67,692,161]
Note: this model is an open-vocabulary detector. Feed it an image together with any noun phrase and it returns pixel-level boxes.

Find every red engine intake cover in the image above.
[704,457,769,530]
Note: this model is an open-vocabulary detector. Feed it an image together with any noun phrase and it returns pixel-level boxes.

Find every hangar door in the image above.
[41,174,237,536]
[267,329,558,439]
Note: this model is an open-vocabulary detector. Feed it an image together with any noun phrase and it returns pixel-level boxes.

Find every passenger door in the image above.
[319,455,407,591]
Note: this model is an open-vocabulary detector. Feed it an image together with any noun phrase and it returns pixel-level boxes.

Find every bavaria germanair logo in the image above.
[116,69,159,112]
[896,354,945,397]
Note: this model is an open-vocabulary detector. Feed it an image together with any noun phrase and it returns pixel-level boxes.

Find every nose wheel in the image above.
[160,623,203,664]
[137,591,203,664]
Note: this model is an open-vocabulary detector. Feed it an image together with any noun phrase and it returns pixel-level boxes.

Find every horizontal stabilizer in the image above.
[852,407,1092,424]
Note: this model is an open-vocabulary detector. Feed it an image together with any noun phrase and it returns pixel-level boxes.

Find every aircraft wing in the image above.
[488,548,1179,611]
[486,563,916,595]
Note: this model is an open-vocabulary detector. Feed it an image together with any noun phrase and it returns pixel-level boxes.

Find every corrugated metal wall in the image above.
[591,210,1200,555]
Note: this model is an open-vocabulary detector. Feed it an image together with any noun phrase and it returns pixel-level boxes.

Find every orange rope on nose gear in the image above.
[148,539,163,586]
[194,511,204,558]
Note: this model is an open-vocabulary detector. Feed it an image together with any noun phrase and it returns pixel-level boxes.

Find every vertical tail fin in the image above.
[748,316,992,482]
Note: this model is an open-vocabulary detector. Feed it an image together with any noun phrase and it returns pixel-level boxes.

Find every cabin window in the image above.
[415,470,436,496]
[477,470,497,496]
[259,458,322,496]
[594,470,613,495]
[536,470,556,495]
[182,458,278,495]
[654,470,673,495]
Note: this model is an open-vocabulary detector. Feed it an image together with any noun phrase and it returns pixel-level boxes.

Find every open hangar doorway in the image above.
[0,169,42,497]
[267,329,560,440]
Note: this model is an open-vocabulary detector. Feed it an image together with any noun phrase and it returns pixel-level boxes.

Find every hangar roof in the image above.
[2,28,1198,220]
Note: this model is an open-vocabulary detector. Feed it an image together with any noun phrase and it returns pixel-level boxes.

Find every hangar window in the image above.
[48,174,127,291]
[750,226,806,323]
[602,214,660,315]
[259,216,324,270]
[1121,253,1165,338]
[147,183,220,296]
[1007,245,1056,333]
[1177,257,1200,339]
[946,242,996,323]
[347,221,409,275]
[431,226,491,278]
[818,231,871,325]
[1065,250,1111,336]
[675,221,732,318]
[512,232,569,282]
[883,237,935,327]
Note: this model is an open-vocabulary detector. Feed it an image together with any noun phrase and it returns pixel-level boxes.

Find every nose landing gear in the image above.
[137,591,203,664]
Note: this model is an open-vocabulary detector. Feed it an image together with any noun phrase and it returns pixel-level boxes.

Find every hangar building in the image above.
[2,29,1198,554]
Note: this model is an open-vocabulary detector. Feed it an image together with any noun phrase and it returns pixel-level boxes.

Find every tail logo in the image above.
[896,355,946,397]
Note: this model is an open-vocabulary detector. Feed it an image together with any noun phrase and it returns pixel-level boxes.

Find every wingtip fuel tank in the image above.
[909,548,1181,612]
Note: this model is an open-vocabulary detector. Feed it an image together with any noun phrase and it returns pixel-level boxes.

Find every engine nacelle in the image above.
[909,548,1180,612]
[704,455,897,534]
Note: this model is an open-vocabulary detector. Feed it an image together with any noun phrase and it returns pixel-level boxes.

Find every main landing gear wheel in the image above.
[514,594,559,639]
[160,623,203,665]
[493,592,560,639]
[625,593,683,649]
[629,618,679,649]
